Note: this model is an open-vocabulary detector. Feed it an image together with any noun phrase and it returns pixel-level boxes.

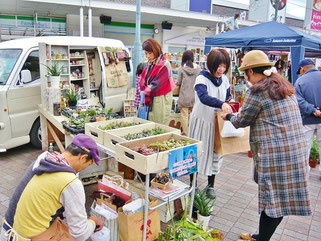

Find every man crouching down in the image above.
[0,134,103,241]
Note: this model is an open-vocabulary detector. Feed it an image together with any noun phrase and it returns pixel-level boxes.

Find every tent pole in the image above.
[274,0,280,21]
[291,46,305,84]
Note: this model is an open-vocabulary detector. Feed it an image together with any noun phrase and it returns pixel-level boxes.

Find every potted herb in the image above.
[309,137,320,168]
[44,62,63,88]
[158,198,224,240]
[66,85,79,107]
[194,186,215,229]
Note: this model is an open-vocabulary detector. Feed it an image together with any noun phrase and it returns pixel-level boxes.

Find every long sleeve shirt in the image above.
[195,84,231,108]
[294,68,321,125]
[61,179,96,241]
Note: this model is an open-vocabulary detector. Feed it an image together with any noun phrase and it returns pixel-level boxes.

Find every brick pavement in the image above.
[0,144,320,241]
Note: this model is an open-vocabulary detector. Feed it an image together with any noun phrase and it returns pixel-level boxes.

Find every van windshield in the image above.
[0,49,22,85]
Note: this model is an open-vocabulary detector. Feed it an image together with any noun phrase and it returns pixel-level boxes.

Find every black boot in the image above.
[206,175,216,199]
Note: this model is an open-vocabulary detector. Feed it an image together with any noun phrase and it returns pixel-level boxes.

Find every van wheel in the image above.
[30,118,42,149]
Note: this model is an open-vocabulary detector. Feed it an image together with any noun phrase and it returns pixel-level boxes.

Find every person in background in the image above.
[176,50,201,135]
[274,59,285,76]
[225,14,240,31]
[0,134,103,241]
[134,62,146,108]
[140,38,176,124]
[221,50,311,241]
[188,49,233,199]
[287,60,292,83]
[295,59,321,176]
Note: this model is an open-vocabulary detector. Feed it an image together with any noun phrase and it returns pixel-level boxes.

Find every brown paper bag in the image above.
[214,112,250,155]
[116,61,129,87]
[118,199,160,241]
[105,63,119,88]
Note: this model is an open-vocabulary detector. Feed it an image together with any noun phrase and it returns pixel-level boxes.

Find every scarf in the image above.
[199,69,222,87]
[140,54,175,106]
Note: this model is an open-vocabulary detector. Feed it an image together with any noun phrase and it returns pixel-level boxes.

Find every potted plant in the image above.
[66,85,79,107]
[44,62,63,88]
[194,186,215,229]
[158,198,224,241]
[309,137,320,168]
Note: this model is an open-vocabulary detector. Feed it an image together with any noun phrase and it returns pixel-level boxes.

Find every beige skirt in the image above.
[148,92,172,124]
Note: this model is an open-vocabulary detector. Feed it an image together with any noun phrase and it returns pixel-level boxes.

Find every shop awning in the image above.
[204,21,321,83]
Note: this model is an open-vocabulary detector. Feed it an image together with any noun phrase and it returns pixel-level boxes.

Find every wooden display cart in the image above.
[38,41,200,241]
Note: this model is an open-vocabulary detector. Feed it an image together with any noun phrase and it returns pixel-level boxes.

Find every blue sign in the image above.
[189,0,211,14]
[168,144,197,179]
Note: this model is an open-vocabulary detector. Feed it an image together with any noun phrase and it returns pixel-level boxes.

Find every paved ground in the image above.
[0,144,320,241]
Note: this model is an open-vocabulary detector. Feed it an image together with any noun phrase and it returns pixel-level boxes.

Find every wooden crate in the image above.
[104,123,181,150]
[85,117,152,145]
[115,133,202,175]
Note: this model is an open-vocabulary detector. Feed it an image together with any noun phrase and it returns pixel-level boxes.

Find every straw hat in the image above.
[239,50,274,71]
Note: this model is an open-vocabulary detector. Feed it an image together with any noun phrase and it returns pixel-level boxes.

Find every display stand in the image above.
[97,143,197,241]
[38,106,198,241]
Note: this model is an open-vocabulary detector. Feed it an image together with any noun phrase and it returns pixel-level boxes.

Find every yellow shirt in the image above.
[13,172,76,238]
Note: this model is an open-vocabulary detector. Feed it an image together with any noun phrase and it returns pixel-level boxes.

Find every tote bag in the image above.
[137,91,149,120]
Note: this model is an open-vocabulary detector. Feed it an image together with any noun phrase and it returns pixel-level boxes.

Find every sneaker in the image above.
[206,187,216,199]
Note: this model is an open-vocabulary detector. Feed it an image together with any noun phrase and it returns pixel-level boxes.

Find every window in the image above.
[22,50,40,82]
[0,49,22,85]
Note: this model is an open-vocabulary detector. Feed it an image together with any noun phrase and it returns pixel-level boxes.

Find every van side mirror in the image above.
[21,69,32,84]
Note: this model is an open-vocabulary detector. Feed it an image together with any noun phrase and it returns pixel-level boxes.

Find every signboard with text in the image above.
[311,0,321,30]
[168,145,197,179]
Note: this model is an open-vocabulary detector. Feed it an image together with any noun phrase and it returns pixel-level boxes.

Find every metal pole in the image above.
[80,6,84,37]
[88,7,92,37]
[34,11,38,36]
[132,0,142,87]
[274,0,280,21]
[143,174,150,241]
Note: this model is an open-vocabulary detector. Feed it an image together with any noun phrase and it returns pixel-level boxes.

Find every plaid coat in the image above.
[230,88,311,218]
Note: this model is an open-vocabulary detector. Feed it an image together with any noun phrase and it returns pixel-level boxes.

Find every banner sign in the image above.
[168,144,197,179]
[311,0,321,30]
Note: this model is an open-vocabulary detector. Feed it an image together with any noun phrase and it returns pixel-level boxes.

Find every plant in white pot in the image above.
[194,186,215,229]
[44,62,62,88]
[65,84,80,107]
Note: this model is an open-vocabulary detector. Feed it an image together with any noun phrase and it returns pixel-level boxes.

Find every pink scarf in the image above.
[140,55,175,106]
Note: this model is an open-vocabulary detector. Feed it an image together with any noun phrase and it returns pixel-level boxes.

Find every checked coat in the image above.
[230,87,311,218]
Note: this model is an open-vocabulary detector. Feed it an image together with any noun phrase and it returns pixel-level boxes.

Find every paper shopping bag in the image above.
[116,61,129,87]
[105,63,120,88]
[118,199,160,241]
[214,112,250,155]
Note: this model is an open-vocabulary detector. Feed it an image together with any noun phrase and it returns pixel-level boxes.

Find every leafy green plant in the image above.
[158,198,224,241]
[66,85,79,102]
[310,137,320,162]
[194,186,215,217]
[43,62,63,76]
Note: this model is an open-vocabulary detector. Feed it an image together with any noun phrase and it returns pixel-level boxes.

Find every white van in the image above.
[0,36,133,151]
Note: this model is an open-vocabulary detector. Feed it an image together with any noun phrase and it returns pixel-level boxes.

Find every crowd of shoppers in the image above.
[134,38,316,241]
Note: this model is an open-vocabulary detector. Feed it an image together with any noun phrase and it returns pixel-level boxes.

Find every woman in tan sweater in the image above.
[176,50,201,135]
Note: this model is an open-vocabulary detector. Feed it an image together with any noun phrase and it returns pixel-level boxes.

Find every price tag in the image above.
[168,144,197,179]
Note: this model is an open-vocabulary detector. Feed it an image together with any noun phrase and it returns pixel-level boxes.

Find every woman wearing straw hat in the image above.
[221,50,311,241]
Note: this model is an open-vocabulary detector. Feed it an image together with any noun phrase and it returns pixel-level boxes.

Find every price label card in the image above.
[168,144,198,179]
